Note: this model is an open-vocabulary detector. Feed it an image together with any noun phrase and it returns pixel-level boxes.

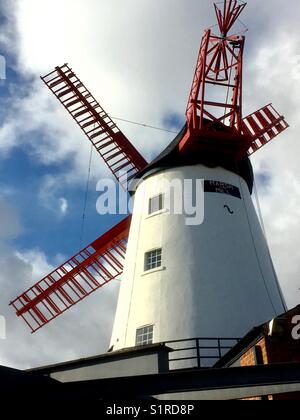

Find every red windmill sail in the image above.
[243,104,289,155]
[11,63,150,333]
[41,64,147,190]
[10,216,131,333]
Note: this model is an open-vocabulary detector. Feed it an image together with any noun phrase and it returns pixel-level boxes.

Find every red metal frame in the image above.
[10,216,131,333]
[41,65,148,189]
[186,1,246,133]
[214,0,246,36]
[242,104,289,155]
[181,0,288,158]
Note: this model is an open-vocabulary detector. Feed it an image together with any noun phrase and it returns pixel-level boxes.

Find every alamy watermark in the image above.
[292,315,300,340]
[0,316,6,340]
[0,54,6,83]
[96,172,205,226]
[0,56,7,338]
[292,55,300,81]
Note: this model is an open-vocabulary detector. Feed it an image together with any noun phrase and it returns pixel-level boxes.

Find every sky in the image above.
[0,0,300,369]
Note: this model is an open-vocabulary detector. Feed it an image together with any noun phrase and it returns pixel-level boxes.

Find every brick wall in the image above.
[238,332,300,400]
[239,339,271,400]
[239,338,268,367]
[227,307,300,400]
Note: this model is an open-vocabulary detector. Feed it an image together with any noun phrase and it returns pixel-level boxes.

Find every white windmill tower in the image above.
[109,0,288,351]
[11,1,288,360]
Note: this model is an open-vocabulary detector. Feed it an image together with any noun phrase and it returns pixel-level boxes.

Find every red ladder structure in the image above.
[10,216,131,333]
[41,64,147,189]
[181,0,289,159]
[242,104,289,155]
[186,1,246,132]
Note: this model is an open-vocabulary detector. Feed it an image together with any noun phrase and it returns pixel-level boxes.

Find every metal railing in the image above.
[162,337,240,370]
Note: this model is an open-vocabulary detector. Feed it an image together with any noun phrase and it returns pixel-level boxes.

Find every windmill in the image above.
[10,1,288,349]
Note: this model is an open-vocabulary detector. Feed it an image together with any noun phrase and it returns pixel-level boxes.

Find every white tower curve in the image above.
[110,134,286,351]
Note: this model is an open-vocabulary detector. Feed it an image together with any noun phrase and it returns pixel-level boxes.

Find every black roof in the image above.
[135,124,254,193]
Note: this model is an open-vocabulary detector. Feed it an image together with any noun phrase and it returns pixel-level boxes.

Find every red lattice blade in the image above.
[41,64,147,190]
[186,16,245,132]
[214,1,247,36]
[10,216,131,333]
[242,104,289,156]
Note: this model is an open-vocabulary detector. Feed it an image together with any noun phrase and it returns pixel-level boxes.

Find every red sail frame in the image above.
[41,64,147,190]
[181,0,288,158]
[186,1,246,133]
[10,216,131,333]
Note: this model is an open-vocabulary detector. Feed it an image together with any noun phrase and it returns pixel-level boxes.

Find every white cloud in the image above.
[38,176,71,217]
[0,0,17,52]
[38,174,66,215]
[0,196,119,369]
[0,120,19,156]
[59,198,68,215]
[245,31,300,309]
[0,194,118,370]
[0,195,119,369]
[0,246,120,369]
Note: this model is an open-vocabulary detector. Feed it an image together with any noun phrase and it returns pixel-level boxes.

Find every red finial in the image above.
[214,0,247,36]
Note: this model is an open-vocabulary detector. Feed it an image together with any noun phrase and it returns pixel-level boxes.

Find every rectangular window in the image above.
[145,248,162,271]
[136,325,154,346]
[148,194,164,215]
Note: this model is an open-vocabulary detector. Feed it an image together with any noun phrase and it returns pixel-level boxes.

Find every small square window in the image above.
[136,325,154,346]
[145,249,162,271]
[149,194,164,215]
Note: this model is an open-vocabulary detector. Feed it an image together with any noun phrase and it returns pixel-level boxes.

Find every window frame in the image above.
[144,248,162,272]
[135,325,154,346]
[148,193,164,216]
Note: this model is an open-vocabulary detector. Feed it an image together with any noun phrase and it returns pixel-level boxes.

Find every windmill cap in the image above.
[132,124,254,194]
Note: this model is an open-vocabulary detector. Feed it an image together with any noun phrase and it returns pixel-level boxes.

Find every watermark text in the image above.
[292,315,300,340]
[0,55,6,81]
[96,173,205,226]
[0,316,6,340]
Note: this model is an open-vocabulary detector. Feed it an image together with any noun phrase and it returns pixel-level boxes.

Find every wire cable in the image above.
[253,174,287,311]
[109,115,179,134]
[78,117,176,251]
[235,163,279,316]
[253,177,267,237]
[79,143,93,250]
[224,51,234,120]
[237,18,249,35]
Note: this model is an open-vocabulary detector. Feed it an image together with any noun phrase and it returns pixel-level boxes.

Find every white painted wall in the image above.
[110,165,286,351]
[50,353,161,382]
